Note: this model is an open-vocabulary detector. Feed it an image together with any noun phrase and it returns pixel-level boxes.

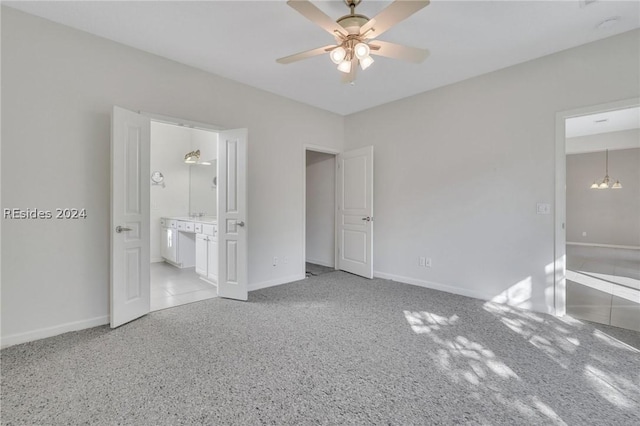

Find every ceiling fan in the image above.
[277,0,431,83]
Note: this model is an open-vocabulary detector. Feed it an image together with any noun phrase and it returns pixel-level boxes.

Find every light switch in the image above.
[536,203,551,215]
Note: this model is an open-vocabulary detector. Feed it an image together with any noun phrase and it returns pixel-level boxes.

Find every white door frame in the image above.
[554,97,639,317]
[124,110,235,310]
[302,145,340,277]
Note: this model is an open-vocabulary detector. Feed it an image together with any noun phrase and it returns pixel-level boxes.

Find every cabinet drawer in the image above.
[168,220,177,229]
[184,222,195,232]
[202,224,215,236]
[177,221,187,231]
[194,223,203,234]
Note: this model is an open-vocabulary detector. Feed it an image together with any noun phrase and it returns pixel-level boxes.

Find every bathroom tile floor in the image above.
[150,262,217,312]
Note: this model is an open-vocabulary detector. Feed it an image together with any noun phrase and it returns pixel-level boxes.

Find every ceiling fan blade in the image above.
[287,0,347,38]
[341,59,357,84]
[369,40,430,63]
[360,0,430,39]
[277,45,337,64]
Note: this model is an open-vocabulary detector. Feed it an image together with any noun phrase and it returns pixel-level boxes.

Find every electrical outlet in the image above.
[425,258,432,268]
[273,256,278,266]
[419,257,426,267]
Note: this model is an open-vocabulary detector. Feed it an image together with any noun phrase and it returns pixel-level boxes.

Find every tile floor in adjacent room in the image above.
[566,244,640,331]
[150,262,217,312]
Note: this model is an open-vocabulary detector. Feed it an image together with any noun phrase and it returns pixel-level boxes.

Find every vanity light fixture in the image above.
[184,150,211,166]
[590,149,622,189]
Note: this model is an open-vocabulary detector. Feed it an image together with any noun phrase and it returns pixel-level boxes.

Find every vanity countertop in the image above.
[166,216,217,224]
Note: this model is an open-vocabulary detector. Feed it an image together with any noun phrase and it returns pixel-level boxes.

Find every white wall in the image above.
[344,29,640,314]
[150,122,192,262]
[306,151,335,267]
[566,148,640,247]
[1,7,344,346]
[566,129,640,154]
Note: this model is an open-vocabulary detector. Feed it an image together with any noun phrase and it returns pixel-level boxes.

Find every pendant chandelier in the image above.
[590,149,622,189]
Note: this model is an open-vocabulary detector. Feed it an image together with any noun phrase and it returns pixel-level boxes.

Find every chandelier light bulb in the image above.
[337,60,352,73]
[330,47,346,64]
[360,55,374,70]
[354,43,370,60]
[590,149,621,189]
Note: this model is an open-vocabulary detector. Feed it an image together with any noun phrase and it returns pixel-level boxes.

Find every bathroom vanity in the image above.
[160,217,218,284]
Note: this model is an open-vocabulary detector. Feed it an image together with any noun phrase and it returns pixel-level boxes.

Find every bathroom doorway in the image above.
[149,120,219,311]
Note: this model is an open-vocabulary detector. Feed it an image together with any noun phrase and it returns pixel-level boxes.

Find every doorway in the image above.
[149,120,219,311]
[303,145,375,279]
[556,99,640,331]
[304,148,338,277]
[111,106,248,328]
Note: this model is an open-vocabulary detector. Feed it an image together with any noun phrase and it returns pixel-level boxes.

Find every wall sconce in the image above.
[151,171,165,188]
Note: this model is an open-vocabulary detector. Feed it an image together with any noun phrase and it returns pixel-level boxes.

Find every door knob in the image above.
[236,221,245,227]
[115,226,132,233]
[361,217,371,222]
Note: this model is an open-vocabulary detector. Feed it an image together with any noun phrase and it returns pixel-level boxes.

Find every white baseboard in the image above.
[373,271,490,301]
[249,274,306,292]
[305,258,335,268]
[1,315,109,349]
[151,257,164,263]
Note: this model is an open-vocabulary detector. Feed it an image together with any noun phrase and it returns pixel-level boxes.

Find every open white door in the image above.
[217,128,248,300]
[110,106,151,327]
[338,146,374,278]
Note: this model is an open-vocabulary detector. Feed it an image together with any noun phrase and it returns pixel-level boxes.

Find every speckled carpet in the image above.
[2,271,639,425]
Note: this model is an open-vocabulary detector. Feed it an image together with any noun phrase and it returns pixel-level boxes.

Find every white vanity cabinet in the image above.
[161,217,217,283]
[160,219,196,268]
[160,226,178,263]
[195,234,208,276]
[195,224,218,284]
[206,234,218,283]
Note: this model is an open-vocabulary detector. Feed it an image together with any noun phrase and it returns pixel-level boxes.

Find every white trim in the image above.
[305,258,335,268]
[302,145,340,279]
[248,274,306,292]
[567,242,640,250]
[373,271,489,301]
[1,315,109,349]
[555,97,640,318]
[151,257,164,263]
[141,111,223,132]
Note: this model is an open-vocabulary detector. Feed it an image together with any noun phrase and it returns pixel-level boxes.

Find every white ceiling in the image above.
[5,0,640,115]
[566,106,640,138]
[565,106,640,154]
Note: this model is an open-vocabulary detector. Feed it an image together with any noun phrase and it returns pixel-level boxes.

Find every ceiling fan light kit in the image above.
[277,0,431,83]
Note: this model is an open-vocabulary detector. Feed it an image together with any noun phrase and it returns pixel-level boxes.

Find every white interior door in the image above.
[338,146,374,278]
[110,106,151,328]
[217,128,248,300]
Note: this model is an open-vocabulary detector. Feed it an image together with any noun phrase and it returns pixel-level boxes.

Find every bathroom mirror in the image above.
[189,160,217,217]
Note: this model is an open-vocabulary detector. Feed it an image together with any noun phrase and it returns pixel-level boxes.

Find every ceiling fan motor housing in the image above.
[337,14,370,35]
